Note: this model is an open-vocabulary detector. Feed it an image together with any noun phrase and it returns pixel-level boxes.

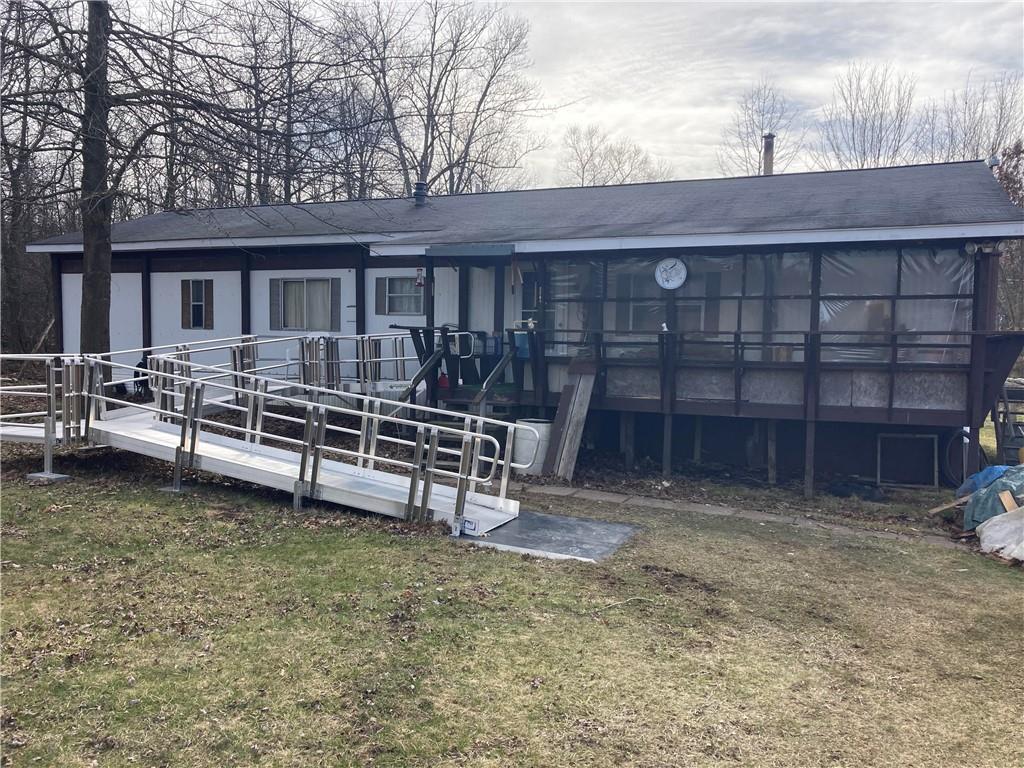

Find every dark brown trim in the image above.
[240,253,251,335]
[61,257,143,274]
[355,252,366,336]
[141,254,152,348]
[493,263,505,335]
[51,254,63,350]
[458,265,470,330]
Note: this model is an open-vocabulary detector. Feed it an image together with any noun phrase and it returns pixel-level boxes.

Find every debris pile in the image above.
[929,465,1024,561]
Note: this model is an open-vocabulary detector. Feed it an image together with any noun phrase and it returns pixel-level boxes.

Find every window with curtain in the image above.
[386,277,423,315]
[280,278,332,331]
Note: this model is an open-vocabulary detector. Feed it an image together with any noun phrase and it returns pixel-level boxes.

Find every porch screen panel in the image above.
[821,249,898,296]
[900,247,973,295]
[896,299,971,363]
[544,259,602,356]
[896,247,973,363]
[820,299,892,362]
[605,257,663,359]
[741,252,811,362]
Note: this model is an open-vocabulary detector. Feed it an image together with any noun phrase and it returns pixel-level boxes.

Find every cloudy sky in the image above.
[510,1,1024,185]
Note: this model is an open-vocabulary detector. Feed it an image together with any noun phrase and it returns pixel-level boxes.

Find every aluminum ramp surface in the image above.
[89,412,518,536]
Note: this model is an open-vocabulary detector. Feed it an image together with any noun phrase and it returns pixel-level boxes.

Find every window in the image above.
[180,279,213,330]
[373,276,423,316]
[270,277,339,331]
[385,277,423,315]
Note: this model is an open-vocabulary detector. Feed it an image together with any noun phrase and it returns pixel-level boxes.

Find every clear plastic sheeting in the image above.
[895,298,972,364]
[900,247,973,295]
[821,249,898,296]
[547,260,601,301]
[820,299,892,362]
[674,254,743,298]
[745,252,812,296]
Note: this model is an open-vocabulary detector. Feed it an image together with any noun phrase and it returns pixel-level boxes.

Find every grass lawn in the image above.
[2,448,1022,767]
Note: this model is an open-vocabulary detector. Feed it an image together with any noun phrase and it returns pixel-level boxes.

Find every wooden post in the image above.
[767,419,777,485]
[662,413,673,478]
[803,421,815,498]
[620,411,635,470]
[692,415,702,463]
[141,254,152,348]
[51,253,63,351]
[493,263,505,335]
[240,252,252,335]
[458,264,470,330]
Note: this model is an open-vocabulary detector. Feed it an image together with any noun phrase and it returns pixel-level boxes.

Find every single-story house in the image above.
[27,160,1024,488]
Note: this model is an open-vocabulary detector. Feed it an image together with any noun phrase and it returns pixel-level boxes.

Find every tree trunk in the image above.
[79,0,113,355]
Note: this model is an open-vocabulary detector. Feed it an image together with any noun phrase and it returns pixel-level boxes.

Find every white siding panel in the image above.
[61,272,143,354]
[151,271,242,366]
[364,266,459,334]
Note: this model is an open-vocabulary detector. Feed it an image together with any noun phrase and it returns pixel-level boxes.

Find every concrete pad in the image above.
[526,485,577,497]
[625,496,676,510]
[574,489,629,504]
[26,471,71,485]
[468,510,635,562]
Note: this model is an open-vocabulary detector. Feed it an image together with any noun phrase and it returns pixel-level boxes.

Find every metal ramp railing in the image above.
[2,334,539,533]
[80,353,537,534]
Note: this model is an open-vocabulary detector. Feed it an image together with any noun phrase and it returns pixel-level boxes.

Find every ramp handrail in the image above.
[82,354,533,534]
[145,354,540,467]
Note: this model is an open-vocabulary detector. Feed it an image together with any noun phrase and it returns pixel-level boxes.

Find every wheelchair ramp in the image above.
[89,410,518,537]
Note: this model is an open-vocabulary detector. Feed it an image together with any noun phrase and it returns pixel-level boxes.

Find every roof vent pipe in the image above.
[413,180,428,206]
[762,133,775,176]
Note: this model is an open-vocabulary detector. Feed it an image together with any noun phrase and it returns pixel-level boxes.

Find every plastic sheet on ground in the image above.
[976,509,1024,561]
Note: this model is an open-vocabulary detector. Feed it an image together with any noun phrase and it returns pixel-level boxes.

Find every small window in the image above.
[181,279,213,330]
[385,277,423,315]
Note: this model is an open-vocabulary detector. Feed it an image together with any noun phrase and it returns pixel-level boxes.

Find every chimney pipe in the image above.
[413,180,428,206]
[762,133,775,176]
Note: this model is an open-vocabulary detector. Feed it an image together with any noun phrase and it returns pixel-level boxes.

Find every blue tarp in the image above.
[963,465,1024,531]
[957,465,1009,498]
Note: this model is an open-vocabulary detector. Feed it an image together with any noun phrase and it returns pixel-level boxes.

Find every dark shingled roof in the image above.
[32,161,1023,249]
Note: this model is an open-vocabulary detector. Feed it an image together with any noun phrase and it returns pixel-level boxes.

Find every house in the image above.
[27,160,1024,490]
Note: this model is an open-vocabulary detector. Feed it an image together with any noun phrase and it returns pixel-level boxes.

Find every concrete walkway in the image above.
[510,482,964,550]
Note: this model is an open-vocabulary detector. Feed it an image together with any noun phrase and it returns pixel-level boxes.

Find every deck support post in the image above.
[803,420,816,499]
[662,413,673,478]
[620,411,635,470]
[692,416,702,464]
[767,419,777,485]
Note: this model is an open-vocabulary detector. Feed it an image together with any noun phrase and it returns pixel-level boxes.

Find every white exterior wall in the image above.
[62,272,143,354]
[250,268,358,337]
[251,268,358,377]
[364,266,459,334]
[150,270,242,367]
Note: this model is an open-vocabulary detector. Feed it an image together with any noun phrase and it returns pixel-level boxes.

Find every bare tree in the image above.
[716,77,804,176]
[812,62,917,170]
[995,141,1024,338]
[915,71,1024,163]
[557,124,673,187]
[340,0,540,197]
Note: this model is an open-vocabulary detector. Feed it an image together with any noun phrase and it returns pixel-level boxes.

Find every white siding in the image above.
[250,268,358,337]
[364,266,459,334]
[61,272,143,354]
[151,271,243,366]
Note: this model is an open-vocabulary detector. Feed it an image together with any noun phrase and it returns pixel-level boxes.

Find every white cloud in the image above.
[509,0,1024,184]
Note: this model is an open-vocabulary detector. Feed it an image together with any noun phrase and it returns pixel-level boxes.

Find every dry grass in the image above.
[2,444,1022,767]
